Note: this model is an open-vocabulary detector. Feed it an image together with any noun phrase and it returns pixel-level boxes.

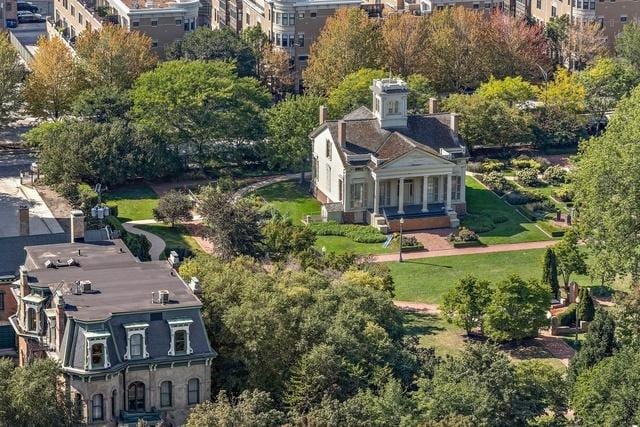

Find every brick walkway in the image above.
[407,228,452,251]
[372,239,558,263]
[536,332,576,366]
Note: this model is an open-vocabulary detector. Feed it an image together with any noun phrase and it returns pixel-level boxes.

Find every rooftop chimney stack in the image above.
[450,113,459,134]
[319,105,328,125]
[18,204,29,236]
[429,98,439,115]
[337,120,347,147]
[55,291,66,350]
[70,210,85,243]
[19,265,28,298]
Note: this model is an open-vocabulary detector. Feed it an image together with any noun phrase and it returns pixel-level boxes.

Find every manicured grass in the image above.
[466,175,549,245]
[316,235,393,255]
[137,224,202,259]
[254,181,320,224]
[105,184,159,222]
[389,249,594,304]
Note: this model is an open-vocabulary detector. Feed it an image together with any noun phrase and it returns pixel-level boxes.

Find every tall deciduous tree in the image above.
[475,76,538,106]
[406,74,436,113]
[615,23,640,70]
[75,25,157,89]
[266,94,324,182]
[167,27,257,77]
[561,21,607,71]
[327,68,385,118]
[153,190,193,227]
[24,36,83,119]
[131,60,270,169]
[303,8,381,96]
[186,390,286,427]
[542,247,560,299]
[553,229,587,290]
[483,275,549,342]
[260,45,294,95]
[442,276,492,335]
[0,36,25,126]
[573,86,640,281]
[381,13,428,76]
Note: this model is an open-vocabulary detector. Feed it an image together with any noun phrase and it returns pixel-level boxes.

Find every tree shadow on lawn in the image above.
[403,312,446,337]
[403,260,454,269]
[502,339,553,361]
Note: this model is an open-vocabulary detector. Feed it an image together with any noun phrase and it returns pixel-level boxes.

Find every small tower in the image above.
[371,78,408,129]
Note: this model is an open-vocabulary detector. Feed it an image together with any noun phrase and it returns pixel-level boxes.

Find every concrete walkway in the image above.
[372,239,558,263]
[122,220,166,261]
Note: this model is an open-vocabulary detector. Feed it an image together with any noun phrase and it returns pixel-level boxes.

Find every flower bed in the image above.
[309,221,386,243]
[399,235,425,251]
[448,227,482,248]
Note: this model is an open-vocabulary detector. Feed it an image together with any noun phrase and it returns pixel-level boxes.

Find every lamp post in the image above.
[398,217,405,263]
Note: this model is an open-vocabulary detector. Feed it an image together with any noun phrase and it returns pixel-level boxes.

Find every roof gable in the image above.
[378,147,453,170]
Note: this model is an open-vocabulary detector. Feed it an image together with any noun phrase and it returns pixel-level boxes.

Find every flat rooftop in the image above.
[117,0,199,11]
[24,240,201,322]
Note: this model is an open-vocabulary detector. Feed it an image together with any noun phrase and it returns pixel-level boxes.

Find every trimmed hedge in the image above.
[551,230,566,238]
[106,216,151,261]
[309,221,386,243]
[504,190,544,205]
[453,240,483,248]
[558,303,577,326]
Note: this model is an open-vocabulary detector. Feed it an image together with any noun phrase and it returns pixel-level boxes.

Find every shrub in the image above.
[163,246,194,260]
[576,288,595,322]
[76,183,99,212]
[511,156,542,170]
[448,227,479,242]
[533,156,552,171]
[481,171,513,195]
[558,303,577,326]
[516,168,541,186]
[504,190,543,205]
[467,161,484,173]
[542,165,568,185]
[105,216,151,261]
[309,222,386,243]
[461,214,495,233]
[553,186,574,202]
[482,159,504,172]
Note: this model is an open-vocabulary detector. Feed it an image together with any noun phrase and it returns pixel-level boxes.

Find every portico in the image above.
[372,173,457,216]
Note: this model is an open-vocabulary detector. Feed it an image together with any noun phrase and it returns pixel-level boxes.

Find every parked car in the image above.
[5,19,19,28]
[17,1,39,12]
[17,11,45,23]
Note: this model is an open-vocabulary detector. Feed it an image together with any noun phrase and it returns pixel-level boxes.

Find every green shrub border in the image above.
[453,240,483,248]
[308,221,386,243]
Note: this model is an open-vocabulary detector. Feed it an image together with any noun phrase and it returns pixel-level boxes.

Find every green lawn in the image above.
[137,224,203,259]
[466,176,549,245]
[256,181,392,255]
[254,181,321,224]
[105,184,159,222]
[390,249,594,304]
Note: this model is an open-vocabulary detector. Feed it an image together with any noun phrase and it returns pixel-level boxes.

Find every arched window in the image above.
[174,330,186,354]
[111,390,117,418]
[187,378,200,405]
[127,382,145,412]
[130,334,143,359]
[91,343,104,366]
[92,394,103,421]
[160,381,172,408]
[27,307,36,331]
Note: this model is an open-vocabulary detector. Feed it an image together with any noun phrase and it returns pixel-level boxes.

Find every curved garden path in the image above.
[122,219,166,261]
[233,172,310,200]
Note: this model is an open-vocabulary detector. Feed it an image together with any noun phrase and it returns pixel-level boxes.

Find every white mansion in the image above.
[310,78,468,233]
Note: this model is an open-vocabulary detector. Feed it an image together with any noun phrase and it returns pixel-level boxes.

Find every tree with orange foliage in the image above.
[381,13,429,77]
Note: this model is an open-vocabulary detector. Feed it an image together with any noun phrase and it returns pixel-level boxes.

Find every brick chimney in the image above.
[450,113,459,134]
[319,105,328,125]
[70,210,85,243]
[337,120,347,147]
[429,98,439,115]
[19,265,28,297]
[18,204,29,236]
[54,291,66,350]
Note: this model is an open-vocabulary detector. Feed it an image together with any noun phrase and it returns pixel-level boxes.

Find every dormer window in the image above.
[167,319,193,356]
[124,323,149,360]
[85,331,111,370]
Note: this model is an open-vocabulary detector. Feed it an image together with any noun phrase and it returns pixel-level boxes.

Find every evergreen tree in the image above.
[568,308,616,383]
[576,287,595,322]
[541,248,560,299]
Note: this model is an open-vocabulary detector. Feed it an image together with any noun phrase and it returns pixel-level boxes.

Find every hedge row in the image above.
[106,216,151,261]
[309,221,386,243]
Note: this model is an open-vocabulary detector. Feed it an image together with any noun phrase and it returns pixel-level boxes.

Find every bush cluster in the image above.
[511,156,542,170]
[106,216,151,261]
[543,165,568,185]
[482,159,505,173]
[466,161,484,173]
[558,303,577,326]
[448,226,479,242]
[481,171,513,195]
[516,168,541,187]
[504,190,544,205]
[309,221,386,243]
[553,186,574,202]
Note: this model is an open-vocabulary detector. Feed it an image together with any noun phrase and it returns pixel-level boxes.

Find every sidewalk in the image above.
[372,239,558,262]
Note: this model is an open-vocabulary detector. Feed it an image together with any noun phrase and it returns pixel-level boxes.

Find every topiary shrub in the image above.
[543,165,568,185]
[516,168,541,187]
[481,171,513,195]
[576,288,595,322]
[558,303,577,326]
[482,159,505,173]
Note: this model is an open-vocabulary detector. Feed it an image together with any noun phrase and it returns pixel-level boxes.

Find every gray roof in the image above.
[311,107,465,168]
[24,240,202,322]
[0,233,68,277]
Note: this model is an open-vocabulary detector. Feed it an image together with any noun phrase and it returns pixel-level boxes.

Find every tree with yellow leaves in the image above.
[24,36,83,119]
[75,24,157,89]
[0,34,25,125]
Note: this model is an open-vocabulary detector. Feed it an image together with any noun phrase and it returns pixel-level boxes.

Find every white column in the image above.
[460,166,467,203]
[373,179,380,215]
[398,177,405,214]
[421,175,429,212]
[446,173,452,210]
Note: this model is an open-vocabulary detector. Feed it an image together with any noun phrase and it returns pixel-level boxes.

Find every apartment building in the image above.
[49,0,201,55]
[524,0,640,47]
[10,231,215,426]
[419,0,504,15]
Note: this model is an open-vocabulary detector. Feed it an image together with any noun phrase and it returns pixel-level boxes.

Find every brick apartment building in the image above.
[48,0,201,55]
[9,217,215,426]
